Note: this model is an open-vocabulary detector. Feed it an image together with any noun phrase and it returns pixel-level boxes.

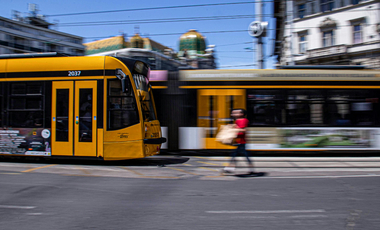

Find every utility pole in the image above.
[248,0,267,68]
[256,0,263,69]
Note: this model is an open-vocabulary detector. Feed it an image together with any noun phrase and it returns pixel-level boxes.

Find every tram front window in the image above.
[133,73,156,122]
[108,79,139,130]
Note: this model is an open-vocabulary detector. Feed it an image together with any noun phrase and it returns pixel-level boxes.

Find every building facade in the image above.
[0,15,84,56]
[177,29,216,69]
[87,30,216,70]
[84,33,175,56]
[279,0,380,68]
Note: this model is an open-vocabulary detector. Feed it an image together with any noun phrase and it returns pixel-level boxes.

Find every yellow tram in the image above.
[0,53,165,160]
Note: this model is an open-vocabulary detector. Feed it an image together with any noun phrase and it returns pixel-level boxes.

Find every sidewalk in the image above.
[189,156,380,168]
[182,157,380,171]
[181,156,380,178]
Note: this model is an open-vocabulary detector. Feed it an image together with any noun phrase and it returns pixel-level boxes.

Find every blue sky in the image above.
[2,0,277,69]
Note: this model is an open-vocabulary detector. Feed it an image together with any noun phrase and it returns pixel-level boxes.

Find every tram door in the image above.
[52,81,97,157]
[197,89,246,149]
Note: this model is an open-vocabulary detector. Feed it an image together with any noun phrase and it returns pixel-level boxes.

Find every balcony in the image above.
[307,45,347,59]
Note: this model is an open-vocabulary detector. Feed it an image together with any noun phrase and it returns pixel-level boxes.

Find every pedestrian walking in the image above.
[223,108,255,175]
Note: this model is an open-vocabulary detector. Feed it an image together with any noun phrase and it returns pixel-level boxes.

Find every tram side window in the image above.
[247,90,285,126]
[286,90,324,126]
[327,90,379,126]
[107,79,139,130]
[8,82,44,128]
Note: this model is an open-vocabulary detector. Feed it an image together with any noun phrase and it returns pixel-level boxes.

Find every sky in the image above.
[1,0,277,69]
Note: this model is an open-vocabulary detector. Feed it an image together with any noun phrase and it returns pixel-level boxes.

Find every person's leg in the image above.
[224,145,240,173]
[229,145,240,166]
[241,144,255,173]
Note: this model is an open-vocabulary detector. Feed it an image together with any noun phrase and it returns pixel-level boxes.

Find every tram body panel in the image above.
[103,140,144,161]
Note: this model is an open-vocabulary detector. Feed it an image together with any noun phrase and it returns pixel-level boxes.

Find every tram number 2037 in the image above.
[68,71,81,76]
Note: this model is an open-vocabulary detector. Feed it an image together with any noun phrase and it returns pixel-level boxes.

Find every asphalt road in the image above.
[1,156,380,230]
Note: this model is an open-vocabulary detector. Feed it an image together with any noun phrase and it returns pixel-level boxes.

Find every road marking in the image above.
[22,164,57,173]
[196,161,221,166]
[63,174,100,177]
[194,156,229,161]
[166,167,198,175]
[26,213,43,215]
[141,176,180,179]
[206,209,326,214]
[75,166,92,175]
[290,215,328,218]
[119,167,145,176]
[193,156,210,160]
[198,167,219,172]
[0,205,36,209]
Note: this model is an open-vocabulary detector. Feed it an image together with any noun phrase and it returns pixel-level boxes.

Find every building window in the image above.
[353,24,363,44]
[57,46,63,53]
[299,34,308,53]
[352,0,362,4]
[321,0,334,12]
[311,1,315,14]
[298,4,306,18]
[6,34,14,42]
[322,30,334,47]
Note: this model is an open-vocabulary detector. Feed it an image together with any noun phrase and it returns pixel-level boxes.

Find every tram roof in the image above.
[179,68,380,81]
[0,52,68,59]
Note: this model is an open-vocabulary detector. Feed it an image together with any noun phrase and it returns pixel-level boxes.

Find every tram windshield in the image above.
[133,73,149,92]
[132,75,156,122]
[132,62,156,122]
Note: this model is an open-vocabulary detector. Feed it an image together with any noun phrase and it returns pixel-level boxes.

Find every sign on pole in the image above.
[248,21,267,37]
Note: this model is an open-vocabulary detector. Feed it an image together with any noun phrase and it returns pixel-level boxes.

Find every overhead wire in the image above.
[217,41,254,47]
[81,21,380,40]
[58,14,262,27]
[46,1,277,17]
[49,1,377,67]
[83,30,249,41]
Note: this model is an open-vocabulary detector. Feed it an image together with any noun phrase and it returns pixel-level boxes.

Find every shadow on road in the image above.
[234,172,268,178]
[0,156,190,167]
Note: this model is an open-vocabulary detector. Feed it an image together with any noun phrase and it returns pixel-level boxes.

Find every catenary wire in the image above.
[82,21,380,40]
[46,1,277,17]
[46,1,378,18]
[54,7,380,27]
[58,14,264,27]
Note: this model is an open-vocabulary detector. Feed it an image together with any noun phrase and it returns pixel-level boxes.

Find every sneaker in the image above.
[223,167,235,173]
